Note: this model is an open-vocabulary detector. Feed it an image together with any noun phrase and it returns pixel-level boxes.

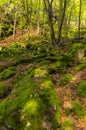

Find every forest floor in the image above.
[0,34,86,130]
[55,67,86,130]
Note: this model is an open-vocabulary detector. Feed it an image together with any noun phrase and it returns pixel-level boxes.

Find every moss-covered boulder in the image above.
[0,82,10,98]
[68,43,86,62]
[0,69,61,130]
[0,68,15,79]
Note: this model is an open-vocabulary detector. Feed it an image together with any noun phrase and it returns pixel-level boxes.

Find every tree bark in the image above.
[57,0,67,44]
[13,12,17,39]
[43,0,56,45]
[78,0,82,39]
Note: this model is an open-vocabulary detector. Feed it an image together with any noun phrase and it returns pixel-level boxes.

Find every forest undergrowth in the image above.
[0,35,86,130]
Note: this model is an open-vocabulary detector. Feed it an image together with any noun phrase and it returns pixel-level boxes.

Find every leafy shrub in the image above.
[75,60,86,71]
[77,81,86,98]
[60,74,73,86]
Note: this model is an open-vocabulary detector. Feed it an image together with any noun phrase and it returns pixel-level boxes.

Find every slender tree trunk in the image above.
[0,18,2,38]
[21,14,24,35]
[78,0,82,39]
[13,12,17,39]
[43,0,56,45]
[65,4,73,37]
[37,0,41,34]
[57,0,67,44]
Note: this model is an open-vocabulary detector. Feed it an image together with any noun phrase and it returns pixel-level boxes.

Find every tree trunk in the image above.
[13,12,17,39]
[78,0,82,39]
[57,0,67,44]
[43,0,56,45]
[0,19,2,38]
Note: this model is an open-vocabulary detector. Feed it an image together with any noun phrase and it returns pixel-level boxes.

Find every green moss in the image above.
[48,62,67,74]
[39,60,50,67]
[39,80,61,128]
[60,118,74,130]
[0,68,15,79]
[75,64,85,71]
[26,42,36,50]
[22,99,44,130]
[34,68,48,78]
[61,55,74,67]
[60,74,73,86]
[0,73,61,130]
[77,81,86,98]
[72,100,86,117]
[84,116,86,124]
[69,43,86,55]
[0,82,9,97]
[75,60,86,71]
[65,107,72,116]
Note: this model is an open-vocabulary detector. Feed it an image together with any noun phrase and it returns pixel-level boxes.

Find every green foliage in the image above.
[61,55,74,67]
[26,42,36,50]
[65,107,72,116]
[34,68,48,78]
[0,68,15,79]
[75,60,86,71]
[48,61,67,74]
[0,82,9,97]
[60,118,74,130]
[72,100,86,117]
[84,116,86,124]
[0,43,25,61]
[68,43,86,55]
[60,74,73,86]
[0,69,61,130]
[77,81,86,98]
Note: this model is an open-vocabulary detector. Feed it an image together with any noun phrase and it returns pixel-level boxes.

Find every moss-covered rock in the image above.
[0,82,10,98]
[48,61,67,74]
[0,68,15,79]
[0,72,61,130]
[34,68,48,78]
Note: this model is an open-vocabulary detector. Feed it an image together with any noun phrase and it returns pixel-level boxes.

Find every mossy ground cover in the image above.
[60,118,74,130]
[0,82,10,98]
[0,66,61,130]
[0,40,86,130]
[77,81,86,98]
[0,67,15,79]
[71,100,86,117]
[60,74,73,86]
